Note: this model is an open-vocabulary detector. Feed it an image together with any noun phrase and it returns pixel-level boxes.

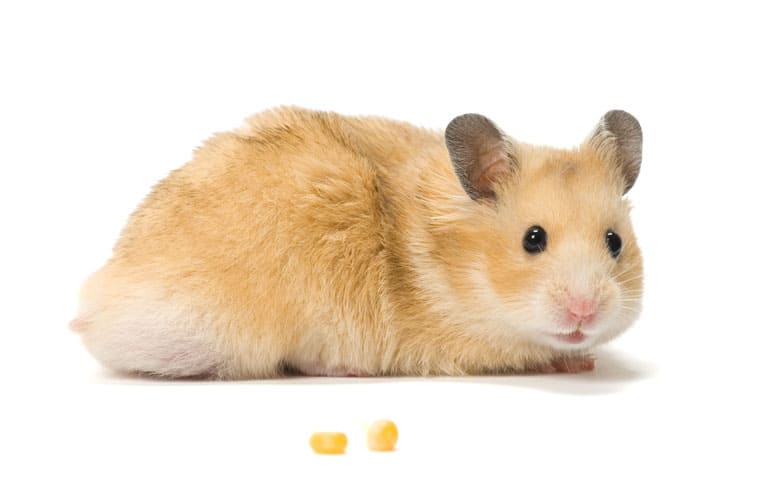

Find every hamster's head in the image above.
[444,111,643,351]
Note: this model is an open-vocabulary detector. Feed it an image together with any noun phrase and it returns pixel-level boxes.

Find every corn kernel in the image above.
[366,420,398,452]
[309,432,348,454]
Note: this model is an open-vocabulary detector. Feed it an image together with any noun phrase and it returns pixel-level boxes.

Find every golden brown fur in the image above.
[73,106,643,378]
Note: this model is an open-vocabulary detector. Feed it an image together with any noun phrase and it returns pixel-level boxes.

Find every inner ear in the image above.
[587,110,642,194]
[445,114,516,200]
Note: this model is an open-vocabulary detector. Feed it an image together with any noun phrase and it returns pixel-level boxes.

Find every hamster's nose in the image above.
[565,296,598,326]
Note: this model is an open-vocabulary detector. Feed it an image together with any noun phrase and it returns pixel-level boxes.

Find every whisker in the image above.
[613,276,644,286]
[610,270,644,279]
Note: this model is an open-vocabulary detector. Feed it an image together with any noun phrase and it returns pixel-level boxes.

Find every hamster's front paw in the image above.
[533,355,595,374]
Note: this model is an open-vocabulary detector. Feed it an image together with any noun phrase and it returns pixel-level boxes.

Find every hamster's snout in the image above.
[548,296,599,347]
[534,277,615,349]
[564,296,598,327]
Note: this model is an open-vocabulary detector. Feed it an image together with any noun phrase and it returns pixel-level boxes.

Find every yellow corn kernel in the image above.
[309,432,348,454]
[366,420,398,452]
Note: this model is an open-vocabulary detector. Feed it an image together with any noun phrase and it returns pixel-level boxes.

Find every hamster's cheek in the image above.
[484,246,538,302]
[584,286,642,346]
[609,252,644,336]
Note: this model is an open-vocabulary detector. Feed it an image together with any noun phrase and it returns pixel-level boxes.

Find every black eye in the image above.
[523,226,547,254]
[606,230,622,258]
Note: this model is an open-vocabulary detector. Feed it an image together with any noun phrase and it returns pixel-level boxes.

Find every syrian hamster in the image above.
[70,107,643,378]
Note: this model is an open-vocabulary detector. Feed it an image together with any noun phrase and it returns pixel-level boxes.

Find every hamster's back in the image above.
[74,107,441,378]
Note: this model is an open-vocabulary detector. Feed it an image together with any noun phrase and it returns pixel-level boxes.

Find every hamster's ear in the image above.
[445,113,517,201]
[587,110,642,194]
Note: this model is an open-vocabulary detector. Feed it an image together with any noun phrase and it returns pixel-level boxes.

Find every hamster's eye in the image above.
[523,226,547,254]
[606,230,622,258]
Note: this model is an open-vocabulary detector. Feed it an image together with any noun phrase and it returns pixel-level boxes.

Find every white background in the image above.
[1,1,770,498]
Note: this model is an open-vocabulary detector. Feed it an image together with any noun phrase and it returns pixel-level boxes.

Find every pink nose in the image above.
[566,297,598,325]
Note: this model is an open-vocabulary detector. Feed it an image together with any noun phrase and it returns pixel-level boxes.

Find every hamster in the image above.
[70,106,643,379]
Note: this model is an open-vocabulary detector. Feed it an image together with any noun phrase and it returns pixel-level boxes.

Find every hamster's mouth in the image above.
[552,330,587,344]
